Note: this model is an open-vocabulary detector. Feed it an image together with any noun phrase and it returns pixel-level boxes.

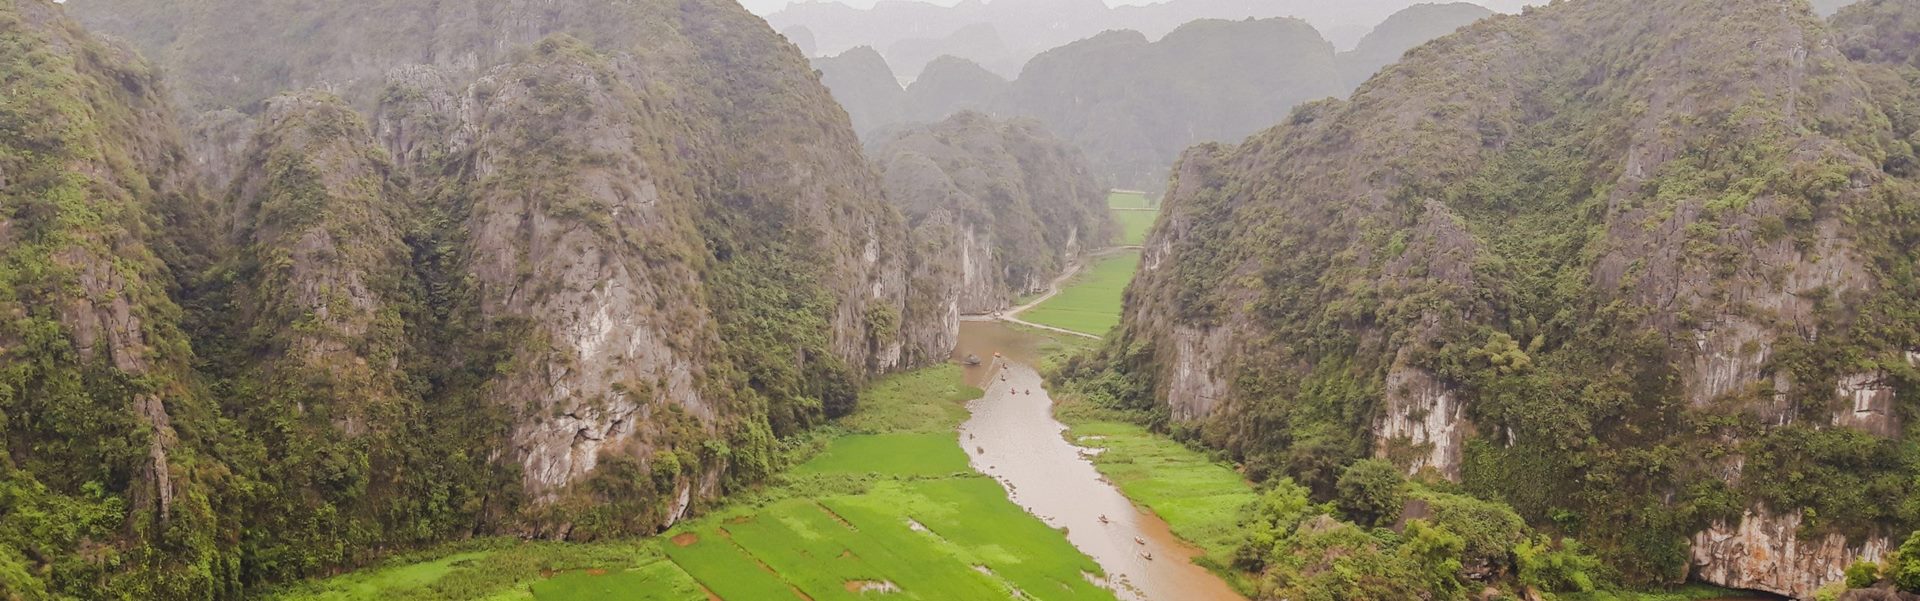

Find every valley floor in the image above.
[269,366,1116,601]
[1019,251,1140,337]
[272,231,1761,601]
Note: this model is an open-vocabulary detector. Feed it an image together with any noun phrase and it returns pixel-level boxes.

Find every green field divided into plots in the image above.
[1107,191,1158,246]
[268,366,1114,601]
[1021,251,1140,336]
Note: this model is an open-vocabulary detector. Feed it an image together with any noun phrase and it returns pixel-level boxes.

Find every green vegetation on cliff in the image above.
[1064,0,1920,597]
[0,1,230,596]
[9,0,942,596]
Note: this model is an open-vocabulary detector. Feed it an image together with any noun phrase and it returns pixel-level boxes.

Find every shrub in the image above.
[1336,459,1408,528]
[1414,488,1528,576]
[1233,478,1318,571]
[1400,519,1468,597]
[1896,531,1920,592]
[1846,560,1880,589]
[1813,580,1848,601]
[1514,536,1600,593]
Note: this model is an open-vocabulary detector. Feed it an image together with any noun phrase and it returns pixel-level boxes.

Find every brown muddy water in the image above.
[953,321,1247,601]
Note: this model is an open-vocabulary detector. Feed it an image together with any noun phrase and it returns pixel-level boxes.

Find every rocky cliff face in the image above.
[1692,506,1893,599]
[875,112,1117,325]
[426,39,731,531]
[1081,0,1920,592]
[17,0,936,594]
[0,1,227,596]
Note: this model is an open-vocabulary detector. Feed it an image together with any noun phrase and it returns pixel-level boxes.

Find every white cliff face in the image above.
[1691,506,1891,599]
[1832,372,1899,438]
[1687,317,1792,419]
[1166,326,1232,422]
[957,227,1009,314]
[1375,361,1467,479]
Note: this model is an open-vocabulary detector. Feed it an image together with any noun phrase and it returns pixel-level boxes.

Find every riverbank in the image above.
[1056,400,1256,579]
[1008,310,1771,601]
[266,365,1116,601]
[995,325,1259,593]
[957,323,1247,601]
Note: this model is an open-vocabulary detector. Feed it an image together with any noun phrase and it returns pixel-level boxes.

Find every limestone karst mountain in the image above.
[878,112,1117,332]
[1010,18,1347,193]
[886,22,1024,82]
[1,1,225,596]
[1064,0,1920,597]
[1335,2,1497,88]
[903,55,1015,125]
[812,46,909,137]
[13,0,951,594]
[768,0,1529,75]
[812,6,1494,195]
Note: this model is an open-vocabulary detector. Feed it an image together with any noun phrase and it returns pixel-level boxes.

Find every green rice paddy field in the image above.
[1105,191,1153,209]
[1107,191,1158,246]
[1113,211,1156,246]
[268,366,1114,601]
[1021,251,1140,336]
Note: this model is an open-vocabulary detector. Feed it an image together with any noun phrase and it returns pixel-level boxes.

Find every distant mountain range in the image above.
[771,0,1536,78]
[813,4,1496,193]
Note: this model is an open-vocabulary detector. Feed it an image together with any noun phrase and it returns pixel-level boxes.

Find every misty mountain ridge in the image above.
[813,3,1498,193]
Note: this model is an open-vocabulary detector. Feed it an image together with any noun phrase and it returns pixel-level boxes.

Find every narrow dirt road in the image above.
[965,246,1140,340]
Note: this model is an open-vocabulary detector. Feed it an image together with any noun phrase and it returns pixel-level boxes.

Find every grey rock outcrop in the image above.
[1691,506,1892,599]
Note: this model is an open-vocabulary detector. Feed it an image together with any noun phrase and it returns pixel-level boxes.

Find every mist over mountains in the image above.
[771,0,1531,62]
[813,4,1497,193]
[5,0,1914,599]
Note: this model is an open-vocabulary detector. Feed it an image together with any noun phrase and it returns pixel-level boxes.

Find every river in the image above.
[952,321,1248,601]
[946,322,1789,601]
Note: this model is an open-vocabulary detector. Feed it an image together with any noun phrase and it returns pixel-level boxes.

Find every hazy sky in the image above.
[742,0,1165,15]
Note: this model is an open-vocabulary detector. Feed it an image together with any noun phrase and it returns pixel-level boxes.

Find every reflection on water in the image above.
[953,321,1247,601]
